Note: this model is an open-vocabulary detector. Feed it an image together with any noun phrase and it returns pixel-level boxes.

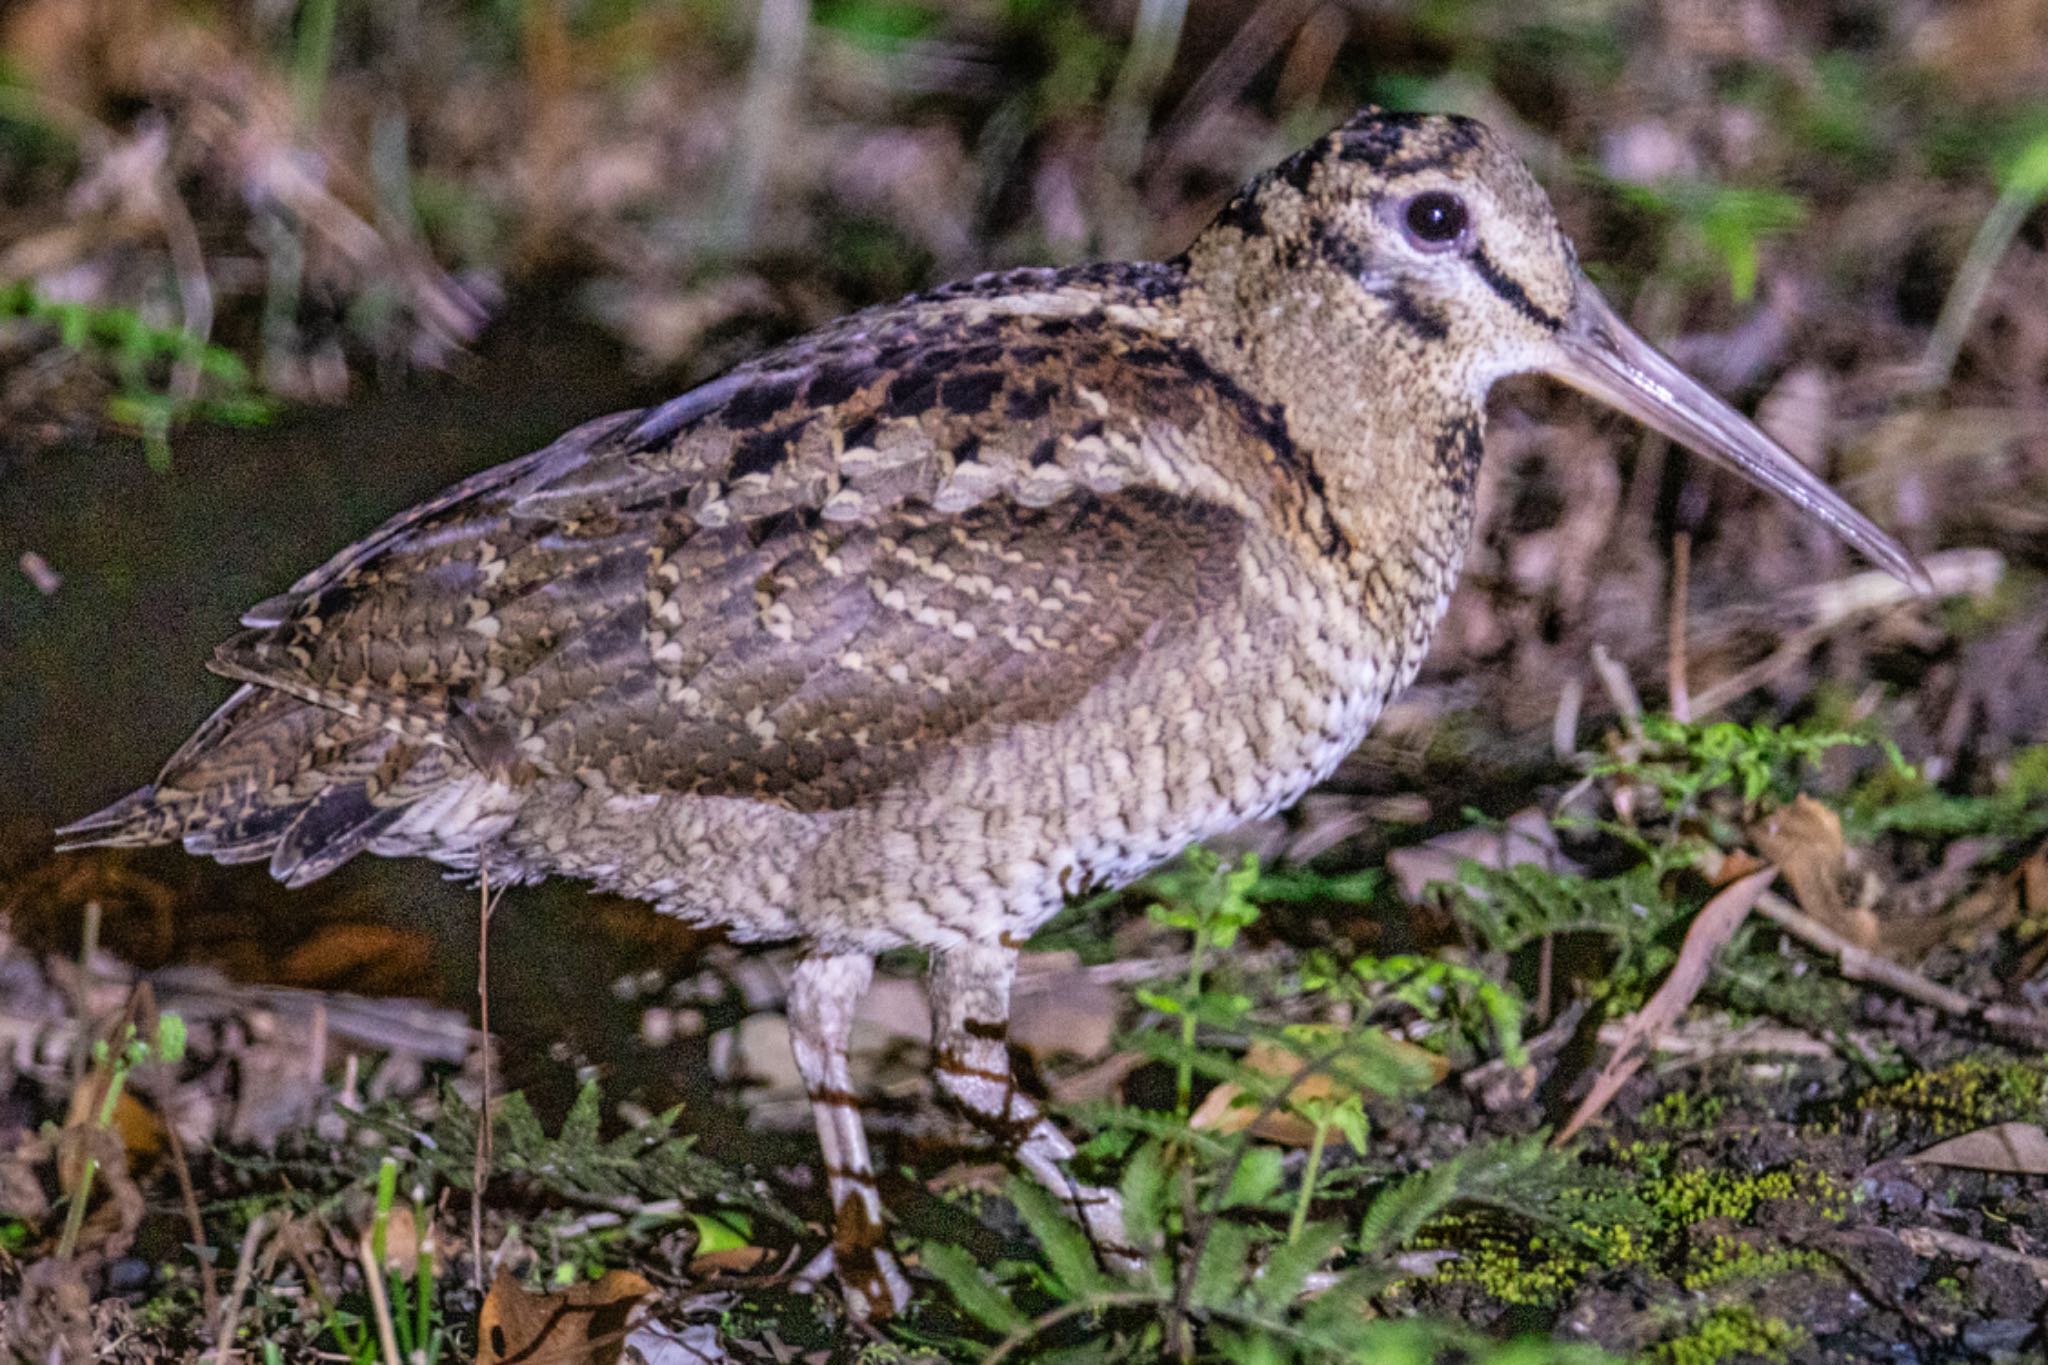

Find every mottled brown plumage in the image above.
[60,109,1918,1314]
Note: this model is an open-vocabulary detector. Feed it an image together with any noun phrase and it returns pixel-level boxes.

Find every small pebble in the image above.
[1960,1318,2036,1359]
[105,1257,151,1294]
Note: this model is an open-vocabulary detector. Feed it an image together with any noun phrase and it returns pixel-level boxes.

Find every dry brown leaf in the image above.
[1908,1122,2048,1174]
[1012,952,1118,1064]
[276,921,436,995]
[1189,1037,1449,1146]
[1386,807,1579,906]
[1750,796,1879,950]
[0,1130,51,1226]
[1557,865,1778,1145]
[686,1246,772,1278]
[477,1266,654,1365]
[59,1087,164,1179]
[10,1257,95,1364]
[359,1204,423,1277]
[50,1125,144,1259]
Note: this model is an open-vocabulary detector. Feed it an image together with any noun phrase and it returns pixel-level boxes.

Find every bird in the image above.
[58,108,1922,1315]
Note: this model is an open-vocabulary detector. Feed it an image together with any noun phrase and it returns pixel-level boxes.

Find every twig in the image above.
[1665,531,1691,723]
[164,1117,221,1329]
[1688,549,2001,718]
[472,863,503,1293]
[1551,674,1584,764]
[1156,0,1315,158]
[1557,866,1778,1144]
[1102,0,1190,196]
[1753,889,2048,1044]
[1897,1225,2048,1285]
[358,1228,404,1365]
[981,1292,1164,1365]
[1589,643,1643,740]
[722,0,810,247]
[69,900,102,1083]
[211,1211,271,1365]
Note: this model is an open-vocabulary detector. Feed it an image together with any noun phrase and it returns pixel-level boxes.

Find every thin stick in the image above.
[1897,1225,2048,1285]
[1665,531,1691,723]
[164,1117,221,1328]
[471,864,502,1292]
[211,1211,270,1365]
[1556,866,1778,1145]
[70,900,102,1082]
[1589,643,1644,739]
[358,1228,404,1365]
[1754,890,2048,1044]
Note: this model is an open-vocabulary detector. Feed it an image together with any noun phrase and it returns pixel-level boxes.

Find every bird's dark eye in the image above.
[1401,191,1469,250]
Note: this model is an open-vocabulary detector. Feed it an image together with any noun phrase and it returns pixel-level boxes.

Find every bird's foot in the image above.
[793,1242,912,1320]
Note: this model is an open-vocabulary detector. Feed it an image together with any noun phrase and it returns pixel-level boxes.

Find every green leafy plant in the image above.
[0,281,275,468]
[54,1011,186,1260]
[1588,715,1886,839]
[1138,849,1265,1118]
[1613,180,1808,303]
[315,1156,447,1365]
[915,851,1590,1361]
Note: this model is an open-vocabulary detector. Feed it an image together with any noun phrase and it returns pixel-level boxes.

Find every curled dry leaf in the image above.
[477,1265,655,1365]
[1750,795,1880,951]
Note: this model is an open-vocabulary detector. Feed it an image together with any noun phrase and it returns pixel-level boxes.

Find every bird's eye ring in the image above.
[1400,190,1470,251]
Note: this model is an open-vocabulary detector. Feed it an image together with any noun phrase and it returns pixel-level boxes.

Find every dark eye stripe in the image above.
[1470,245,1565,332]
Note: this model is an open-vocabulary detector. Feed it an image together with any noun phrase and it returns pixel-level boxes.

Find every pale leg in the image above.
[786,952,911,1317]
[928,941,1140,1269]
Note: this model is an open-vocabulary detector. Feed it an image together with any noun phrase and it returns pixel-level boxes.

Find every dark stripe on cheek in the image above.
[1470,246,1565,332]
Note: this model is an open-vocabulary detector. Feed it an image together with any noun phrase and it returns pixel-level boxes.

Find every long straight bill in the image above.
[1546,279,1929,592]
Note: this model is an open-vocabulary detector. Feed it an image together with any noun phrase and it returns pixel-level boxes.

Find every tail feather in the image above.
[56,684,465,886]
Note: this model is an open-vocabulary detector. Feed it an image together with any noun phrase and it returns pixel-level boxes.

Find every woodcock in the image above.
[61,109,1923,1314]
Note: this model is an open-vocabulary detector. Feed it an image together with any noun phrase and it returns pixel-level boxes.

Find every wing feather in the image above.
[209,273,1286,810]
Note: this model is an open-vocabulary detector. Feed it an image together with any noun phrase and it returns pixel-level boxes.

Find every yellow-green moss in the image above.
[1681,1238,1829,1292]
[1640,1091,1727,1133]
[1651,1304,1805,1365]
[1854,1056,2048,1138]
[1427,1159,1847,1307]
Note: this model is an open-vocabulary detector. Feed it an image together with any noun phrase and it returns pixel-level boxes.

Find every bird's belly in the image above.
[791,589,1416,953]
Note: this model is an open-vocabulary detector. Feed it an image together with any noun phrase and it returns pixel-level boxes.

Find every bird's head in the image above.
[1188,108,1924,588]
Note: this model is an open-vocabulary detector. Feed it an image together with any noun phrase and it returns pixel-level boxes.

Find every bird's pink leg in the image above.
[787,952,911,1317]
[929,942,1141,1270]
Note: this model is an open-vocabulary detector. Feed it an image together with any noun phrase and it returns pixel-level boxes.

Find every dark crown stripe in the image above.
[1469,245,1565,332]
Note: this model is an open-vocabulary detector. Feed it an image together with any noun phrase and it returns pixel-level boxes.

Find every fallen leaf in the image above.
[1557,865,1778,1145]
[1190,1037,1448,1146]
[11,1257,95,1363]
[359,1204,423,1277]
[1387,807,1577,906]
[0,1131,51,1226]
[686,1246,771,1277]
[276,921,436,995]
[478,1266,654,1365]
[623,1318,729,1365]
[1907,1122,2048,1175]
[50,1125,144,1259]
[1012,951,1118,1064]
[1751,796,1879,950]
